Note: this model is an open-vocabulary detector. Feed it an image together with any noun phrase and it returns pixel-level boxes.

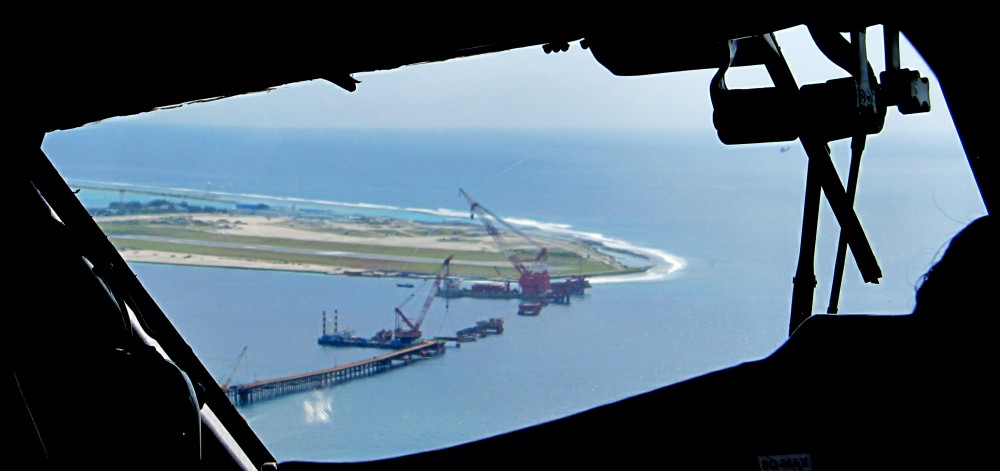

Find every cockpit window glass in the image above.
[40,25,983,462]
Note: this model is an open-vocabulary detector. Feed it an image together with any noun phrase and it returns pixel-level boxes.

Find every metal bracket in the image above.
[709,32,885,333]
[880,27,931,115]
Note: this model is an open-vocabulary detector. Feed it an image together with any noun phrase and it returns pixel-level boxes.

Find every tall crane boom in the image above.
[459,189,550,296]
[394,255,453,343]
[220,345,248,390]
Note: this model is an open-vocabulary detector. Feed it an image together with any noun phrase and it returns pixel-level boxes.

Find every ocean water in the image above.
[41,122,984,462]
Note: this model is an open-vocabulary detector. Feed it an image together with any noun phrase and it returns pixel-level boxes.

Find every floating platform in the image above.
[454,317,504,343]
[317,329,424,350]
[438,276,590,304]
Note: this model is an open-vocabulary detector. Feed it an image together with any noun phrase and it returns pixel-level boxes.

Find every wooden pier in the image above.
[224,340,445,406]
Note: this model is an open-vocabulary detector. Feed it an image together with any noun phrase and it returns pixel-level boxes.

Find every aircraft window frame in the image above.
[37,24,984,459]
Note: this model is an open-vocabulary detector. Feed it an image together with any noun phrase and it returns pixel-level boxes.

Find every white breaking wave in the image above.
[493,217,686,283]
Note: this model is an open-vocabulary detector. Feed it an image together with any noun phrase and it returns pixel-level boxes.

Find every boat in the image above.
[396,282,415,288]
[316,328,365,347]
[475,317,504,334]
[317,311,410,349]
[455,317,505,341]
[517,302,543,316]
[437,278,521,299]
[317,328,412,350]
[439,277,588,302]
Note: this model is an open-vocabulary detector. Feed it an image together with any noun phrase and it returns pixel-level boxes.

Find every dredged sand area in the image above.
[98,213,641,280]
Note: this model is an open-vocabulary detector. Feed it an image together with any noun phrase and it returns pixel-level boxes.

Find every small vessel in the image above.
[436,279,521,299]
[517,302,542,316]
[396,282,415,288]
[475,317,504,334]
[317,310,407,349]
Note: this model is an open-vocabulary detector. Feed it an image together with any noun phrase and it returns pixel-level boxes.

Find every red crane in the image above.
[394,255,453,344]
[459,189,550,297]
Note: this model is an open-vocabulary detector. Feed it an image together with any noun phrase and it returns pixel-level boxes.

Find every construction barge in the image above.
[318,310,504,348]
[437,276,590,304]
[317,325,416,350]
[453,317,504,343]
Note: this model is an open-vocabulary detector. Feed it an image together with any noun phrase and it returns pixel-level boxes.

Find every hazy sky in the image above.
[131,25,955,136]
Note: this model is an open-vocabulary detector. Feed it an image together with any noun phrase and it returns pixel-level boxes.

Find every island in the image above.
[92,200,644,282]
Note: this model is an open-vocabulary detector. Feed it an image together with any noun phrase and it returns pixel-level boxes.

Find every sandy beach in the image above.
[103,213,627,279]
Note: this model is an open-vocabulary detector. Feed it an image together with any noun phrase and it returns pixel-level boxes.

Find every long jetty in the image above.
[224,340,445,406]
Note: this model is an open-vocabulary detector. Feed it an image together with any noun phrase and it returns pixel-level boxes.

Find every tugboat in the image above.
[517,302,542,316]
